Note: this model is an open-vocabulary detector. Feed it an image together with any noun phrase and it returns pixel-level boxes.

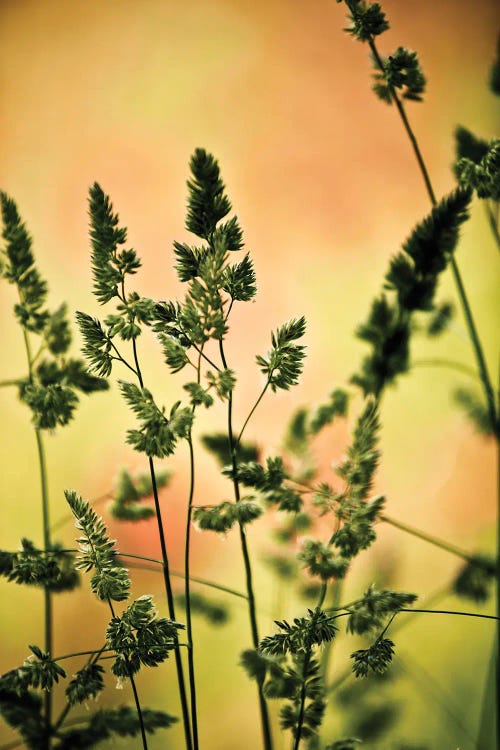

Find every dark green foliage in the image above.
[183,381,214,408]
[386,188,472,311]
[44,303,72,355]
[372,47,426,103]
[256,316,307,392]
[351,638,395,678]
[452,555,497,603]
[179,244,228,344]
[454,387,496,435]
[0,688,44,749]
[222,252,257,301]
[231,456,286,491]
[176,591,229,625]
[325,741,362,750]
[345,2,389,42]
[310,388,349,434]
[206,367,236,400]
[454,126,489,166]
[350,701,399,741]
[336,399,379,501]
[426,301,454,337]
[76,311,114,377]
[1,195,107,431]
[278,655,326,740]
[353,188,471,395]
[455,139,500,200]
[192,499,262,533]
[352,295,410,396]
[21,383,79,429]
[106,595,182,677]
[65,663,105,705]
[88,182,139,305]
[0,539,79,592]
[104,293,156,340]
[284,407,309,455]
[120,381,193,457]
[259,608,337,656]
[334,494,385,558]
[299,540,349,582]
[173,241,210,282]
[0,191,48,332]
[186,148,234,242]
[109,467,169,522]
[264,554,298,581]
[55,706,177,749]
[65,489,131,602]
[212,215,244,252]
[347,585,417,635]
[159,333,190,373]
[274,512,312,543]
[312,483,339,515]
[36,357,108,394]
[240,649,276,685]
[201,431,259,466]
[226,456,303,511]
[0,645,66,693]
[151,299,191,363]
[490,34,500,95]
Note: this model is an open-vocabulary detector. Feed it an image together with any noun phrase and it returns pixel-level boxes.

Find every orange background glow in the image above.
[0,1,498,748]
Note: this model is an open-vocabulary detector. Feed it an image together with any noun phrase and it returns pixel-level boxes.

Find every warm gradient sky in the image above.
[1,1,499,748]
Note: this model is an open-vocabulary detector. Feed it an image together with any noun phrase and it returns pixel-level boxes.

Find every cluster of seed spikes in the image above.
[0,1,498,747]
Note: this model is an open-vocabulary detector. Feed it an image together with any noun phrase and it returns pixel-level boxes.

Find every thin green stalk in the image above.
[293,528,338,750]
[326,586,495,696]
[181,348,203,750]
[54,549,248,600]
[52,704,72,736]
[380,513,483,565]
[185,434,200,750]
[411,358,479,382]
[35,428,52,750]
[50,491,112,533]
[320,580,343,682]
[177,322,221,372]
[107,598,148,750]
[0,378,22,387]
[399,608,498,621]
[292,476,490,569]
[448,257,498,435]
[0,648,110,681]
[292,649,312,750]
[365,29,497,437]
[236,381,270,446]
[130,336,193,750]
[219,338,274,750]
[485,201,500,252]
[109,340,139,377]
[148,458,193,750]
[21,325,53,750]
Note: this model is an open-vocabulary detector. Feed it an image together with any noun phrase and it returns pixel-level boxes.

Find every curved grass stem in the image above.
[107,599,148,750]
[365,33,497,437]
[380,513,484,565]
[21,325,53,750]
[130,335,193,750]
[219,338,274,750]
[185,434,200,750]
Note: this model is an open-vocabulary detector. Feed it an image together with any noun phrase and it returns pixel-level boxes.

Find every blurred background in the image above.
[0,0,498,747]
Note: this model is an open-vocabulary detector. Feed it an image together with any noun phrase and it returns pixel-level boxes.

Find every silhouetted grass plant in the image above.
[0,2,498,748]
